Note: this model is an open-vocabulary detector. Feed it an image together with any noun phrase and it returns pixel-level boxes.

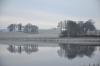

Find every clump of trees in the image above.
[8,24,17,32]
[24,23,38,33]
[8,23,24,32]
[7,23,39,33]
[57,19,96,37]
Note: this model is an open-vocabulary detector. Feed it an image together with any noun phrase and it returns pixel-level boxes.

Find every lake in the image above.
[0,42,100,66]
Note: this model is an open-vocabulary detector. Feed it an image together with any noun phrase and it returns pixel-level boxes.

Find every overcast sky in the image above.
[0,0,100,29]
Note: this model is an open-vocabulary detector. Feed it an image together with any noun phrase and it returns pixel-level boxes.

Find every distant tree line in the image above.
[7,23,38,33]
[57,19,96,37]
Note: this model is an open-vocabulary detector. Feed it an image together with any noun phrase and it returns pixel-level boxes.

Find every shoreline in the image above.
[0,37,100,45]
[0,32,100,45]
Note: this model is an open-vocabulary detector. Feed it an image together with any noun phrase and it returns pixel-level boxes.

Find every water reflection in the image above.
[7,43,97,59]
[7,44,38,54]
[0,42,100,66]
[58,44,96,59]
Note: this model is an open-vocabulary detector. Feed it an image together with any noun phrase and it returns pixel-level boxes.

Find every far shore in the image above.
[0,32,100,45]
[0,32,100,38]
[0,32,59,38]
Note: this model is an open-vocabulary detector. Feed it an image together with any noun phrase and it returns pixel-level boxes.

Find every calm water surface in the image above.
[0,43,100,66]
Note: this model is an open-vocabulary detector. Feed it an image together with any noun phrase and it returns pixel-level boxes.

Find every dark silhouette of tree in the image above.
[31,25,38,33]
[18,24,22,32]
[57,20,67,32]
[7,24,16,32]
[59,20,80,37]
[78,21,84,35]
[57,21,63,32]
[58,19,96,37]
[24,23,38,33]
[66,20,80,37]
[83,19,96,34]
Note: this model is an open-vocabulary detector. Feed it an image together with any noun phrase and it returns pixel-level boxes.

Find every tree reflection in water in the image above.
[24,44,38,54]
[7,44,38,54]
[7,45,16,53]
[57,44,96,59]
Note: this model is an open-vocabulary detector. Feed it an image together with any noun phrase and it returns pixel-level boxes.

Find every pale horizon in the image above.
[0,0,100,29]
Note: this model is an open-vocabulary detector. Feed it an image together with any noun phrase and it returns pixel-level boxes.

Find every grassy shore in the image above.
[0,32,100,45]
[0,32,59,38]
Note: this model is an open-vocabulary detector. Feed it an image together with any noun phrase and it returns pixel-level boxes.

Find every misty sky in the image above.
[0,0,100,29]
